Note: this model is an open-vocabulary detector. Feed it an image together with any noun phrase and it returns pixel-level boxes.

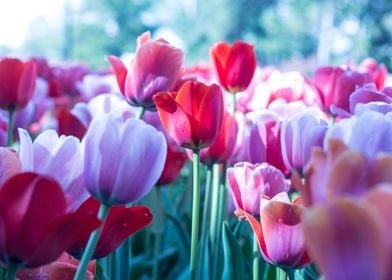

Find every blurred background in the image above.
[1,0,392,72]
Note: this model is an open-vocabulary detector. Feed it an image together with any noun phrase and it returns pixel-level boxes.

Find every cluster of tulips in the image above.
[0,30,391,280]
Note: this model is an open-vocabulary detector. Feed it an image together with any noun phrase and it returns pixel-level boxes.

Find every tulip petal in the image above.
[111,120,166,204]
[260,194,306,268]
[107,55,127,94]
[235,209,271,263]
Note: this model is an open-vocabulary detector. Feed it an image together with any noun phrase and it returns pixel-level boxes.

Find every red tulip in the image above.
[153,81,224,150]
[157,142,188,186]
[0,58,37,110]
[67,197,153,259]
[210,41,256,93]
[0,173,100,269]
[55,107,87,140]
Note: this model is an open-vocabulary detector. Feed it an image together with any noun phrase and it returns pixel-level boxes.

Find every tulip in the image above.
[108,32,183,111]
[228,112,252,165]
[296,138,392,206]
[358,57,387,91]
[67,197,153,259]
[302,196,389,280]
[314,66,371,114]
[0,58,36,111]
[0,172,100,276]
[154,80,224,278]
[0,58,37,146]
[199,109,238,165]
[227,162,289,216]
[210,41,256,94]
[249,118,287,174]
[83,114,166,205]
[18,129,87,211]
[55,107,87,140]
[325,110,392,159]
[153,80,224,150]
[157,142,188,186]
[236,192,311,269]
[281,113,328,175]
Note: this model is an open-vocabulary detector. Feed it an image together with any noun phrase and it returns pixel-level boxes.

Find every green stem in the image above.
[115,239,129,280]
[190,149,200,280]
[198,165,213,278]
[110,252,116,280]
[5,264,18,280]
[253,233,260,280]
[287,269,295,280]
[135,106,146,120]
[74,203,110,280]
[7,108,14,147]
[201,165,213,245]
[209,163,220,250]
[277,267,287,280]
[152,187,163,280]
[215,163,227,245]
[231,93,236,115]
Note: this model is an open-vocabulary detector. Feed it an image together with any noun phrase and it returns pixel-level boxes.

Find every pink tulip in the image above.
[236,192,311,269]
[227,162,289,215]
[108,32,183,110]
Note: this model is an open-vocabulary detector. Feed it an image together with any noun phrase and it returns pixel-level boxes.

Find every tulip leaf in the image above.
[222,222,248,280]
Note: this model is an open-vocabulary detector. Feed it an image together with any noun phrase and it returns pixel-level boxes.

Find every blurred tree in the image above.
[72,0,156,68]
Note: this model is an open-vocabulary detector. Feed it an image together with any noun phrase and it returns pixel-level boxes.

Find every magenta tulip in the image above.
[0,173,100,269]
[0,58,36,110]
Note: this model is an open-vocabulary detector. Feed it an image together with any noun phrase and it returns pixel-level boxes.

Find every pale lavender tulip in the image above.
[331,83,392,117]
[281,113,328,174]
[227,162,289,215]
[18,129,87,210]
[83,114,166,205]
[325,110,392,159]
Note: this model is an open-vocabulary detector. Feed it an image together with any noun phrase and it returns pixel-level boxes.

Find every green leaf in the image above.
[222,222,248,280]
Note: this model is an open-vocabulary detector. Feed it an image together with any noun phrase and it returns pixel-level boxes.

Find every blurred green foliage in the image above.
[20,0,392,71]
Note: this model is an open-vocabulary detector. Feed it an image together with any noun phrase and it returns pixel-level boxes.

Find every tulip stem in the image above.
[5,264,17,280]
[190,149,200,280]
[74,203,110,280]
[252,233,260,280]
[152,187,163,280]
[115,238,129,280]
[277,267,287,280]
[198,165,213,278]
[135,107,146,120]
[231,94,236,115]
[7,108,14,147]
[209,163,220,250]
